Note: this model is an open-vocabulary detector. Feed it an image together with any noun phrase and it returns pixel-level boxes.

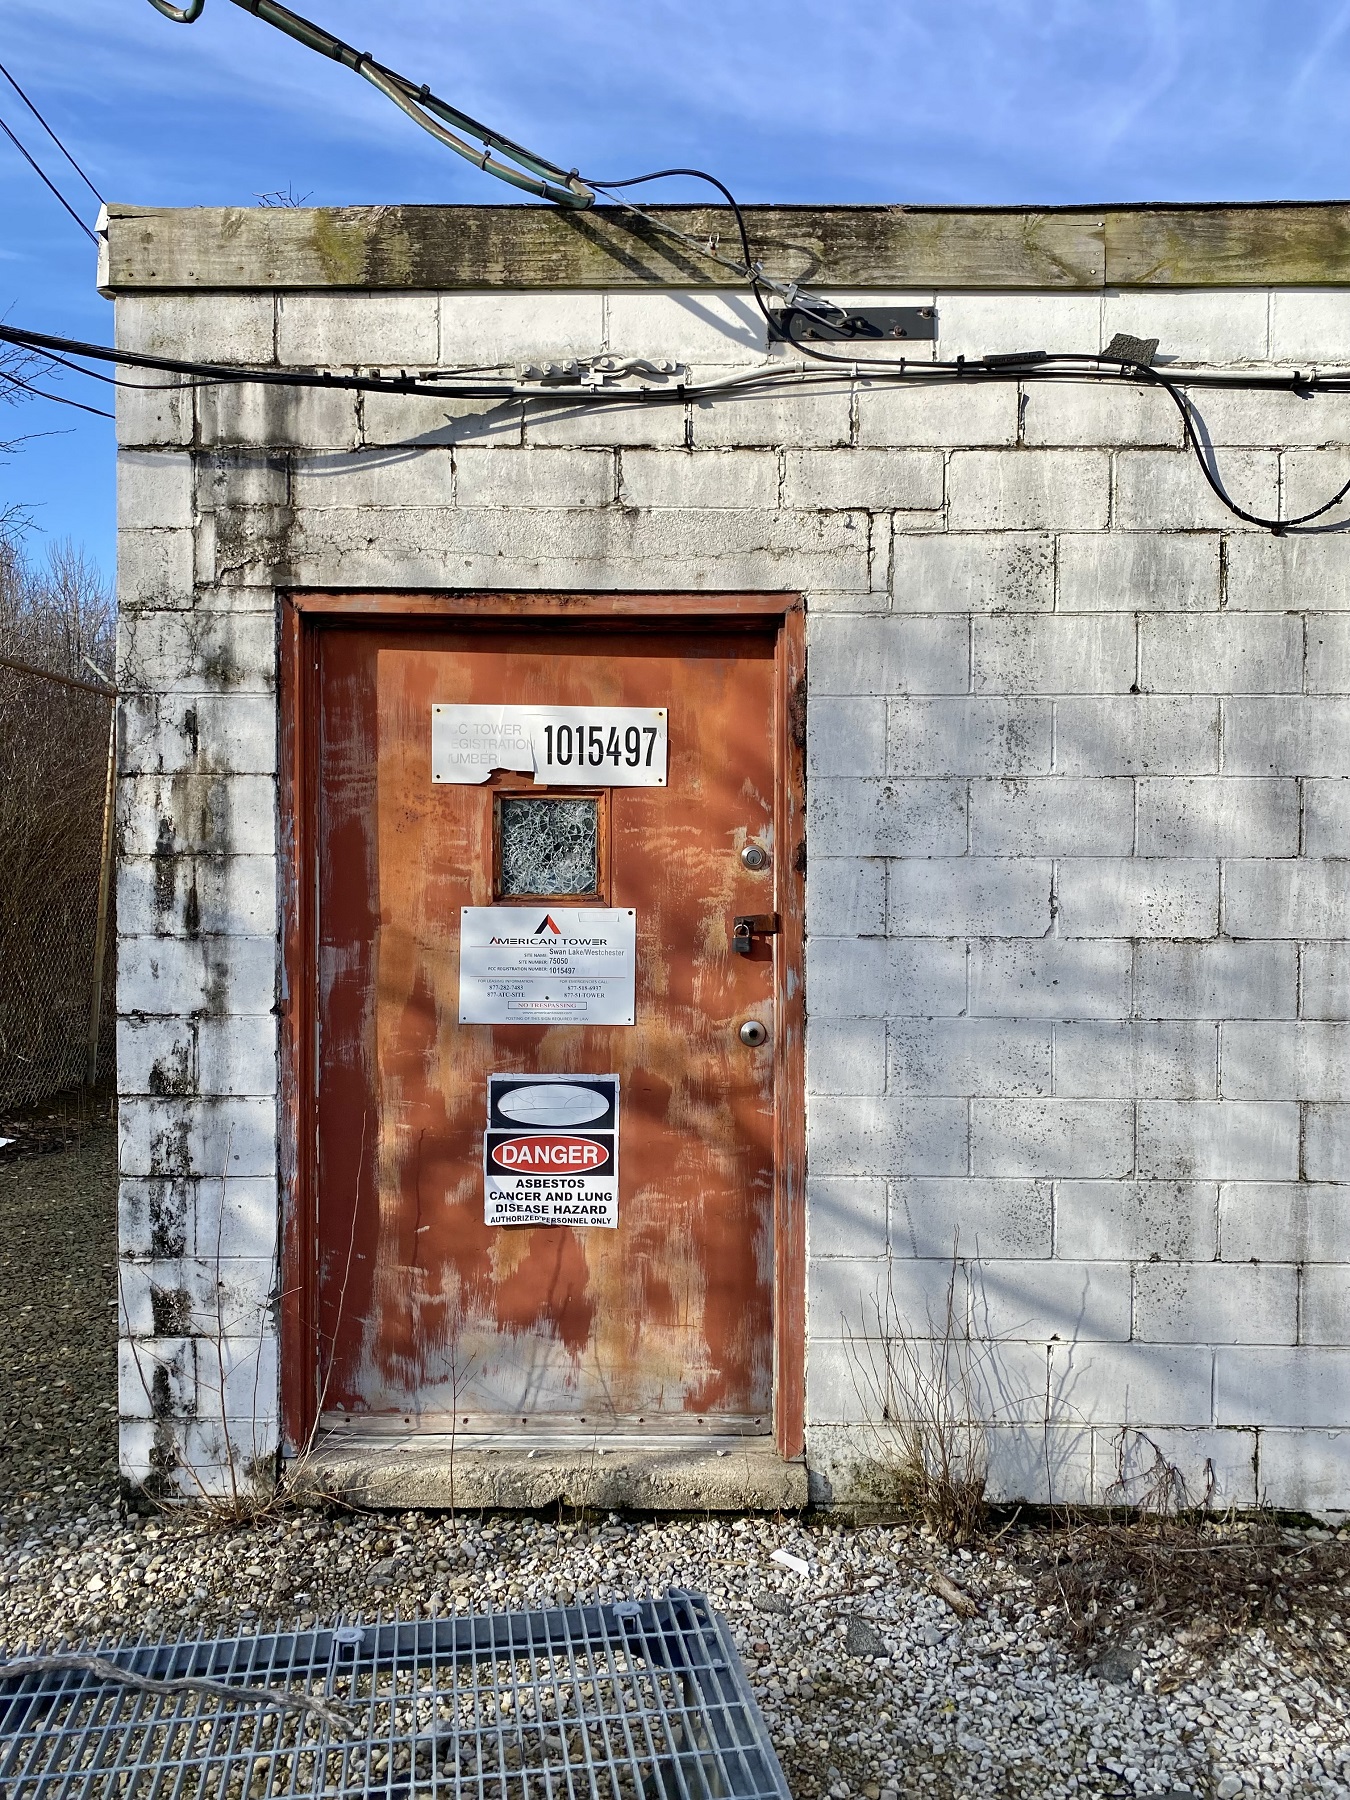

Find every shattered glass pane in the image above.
[499,797,599,896]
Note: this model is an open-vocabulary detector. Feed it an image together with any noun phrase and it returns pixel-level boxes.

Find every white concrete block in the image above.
[1056,857,1218,938]
[201,452,289,514]
[194,1332,281,1425]
[808,1256,934,1341]
[1102,290,1270,365]
[118,1012,276,1100]
[1136,778,1297,857]
[1304,1104,1350,1180]
[620,449,774,510]
[936,292,1102,361]
[809,1096,968,1176]
[1054,696,1219,775]
[1137,1101,1298,1180]
[971,937,1132,1019]
[857,380,1018,449]
[809,614,968,696]
[807,1176,887,1259]
[1055,1179,1217,1261]
[120,1178,192,1260]
[1216,1348,1350,1426]
[119,1257,275,1339]
[119,1096,276,1180]
[524,396,685,447]
[1257,1429,1350,1518]
[807,696,886,777]
[806,858,886,937]
[120,693,276,779]
[1134,1262,1297,1346]
[973,613,1135,695]
[969,777,1133,854]
[191,1175,279,1262]
[606,291,766,363]
[457,448,615,508]
[276,292,437,367]
[806,1020,887,1096]
[888,701,1052,778]
[119,611,275,695]
[290,446,449,510]
[1300,944,1350,1018]
[802,588,890,614]
[1301,1268,1350,1345]
[805,937,966,1018]
[1114,448,1280,531]
[439,292,605,365]
[972,1258,1132,1343]
[808,778,966,857]
[199,380,360,450]
[200,1015,277,1098]
[1022,382,1180,448]
[285,503,870,592]
[1134,941,1296,1020]
[119,451,194,532]
[887,858,1052,936]
[360,392,520,449]
[117,934,275,1018]
[1283,449,1350,529]
[1047,1340,1215,1426]
[118,1337,194,1419]
[1055,530,1220,612]
[1226,859,1350,938]
[116,373,192,449]
[1193,386,1350,447]
[783,450,942,512]
[117,529,195,613]
[1141,614,1301,695]
[1222,1021,1350,1101]
[1225,533,1350,611]
[691,386,851,448]
[1270,289,1350,366]
[1099,1425,1257,1511]
[118,293,274,364]
[118,773,276,859]
[891,532,1054,613]
[1054,1022,1218,1100]
[1220,1182,1350,1263]
[889,1019,1052,1097]
[891,1178,1052,1259]
[1306,617,1350,695]
[947,450,1110,532]
[972,1099,1133,1178]
[986,1423,1096,1507]
[804,1338,883,1426]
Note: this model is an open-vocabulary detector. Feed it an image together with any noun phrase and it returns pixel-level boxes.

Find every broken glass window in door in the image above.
[497,796,600,897]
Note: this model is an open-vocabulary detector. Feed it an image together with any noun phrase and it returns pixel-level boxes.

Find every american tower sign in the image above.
[458,907,638,1025]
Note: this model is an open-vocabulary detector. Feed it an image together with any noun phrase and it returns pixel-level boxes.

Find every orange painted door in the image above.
[314,622,780,1430]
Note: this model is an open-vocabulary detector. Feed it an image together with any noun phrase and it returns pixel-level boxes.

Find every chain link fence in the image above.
[0,541,116,1115]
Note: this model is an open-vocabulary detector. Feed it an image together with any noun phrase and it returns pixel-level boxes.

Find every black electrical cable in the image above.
[0,111,98,244]
[0,59,104,205]
[0,365,113,418]
[4,319,1348,535]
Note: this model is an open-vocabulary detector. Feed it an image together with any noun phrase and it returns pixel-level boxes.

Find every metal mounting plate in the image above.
[771,304,937,344]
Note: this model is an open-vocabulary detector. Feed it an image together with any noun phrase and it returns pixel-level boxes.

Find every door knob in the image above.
[739,1020,769,1047]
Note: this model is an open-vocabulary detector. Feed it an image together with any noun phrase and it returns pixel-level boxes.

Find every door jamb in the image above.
[278,591,807,1462]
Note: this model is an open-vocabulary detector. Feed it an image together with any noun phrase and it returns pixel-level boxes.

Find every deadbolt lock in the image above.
[731,913,780,955]
[739,1020,769,1047]
[740,842,770,871]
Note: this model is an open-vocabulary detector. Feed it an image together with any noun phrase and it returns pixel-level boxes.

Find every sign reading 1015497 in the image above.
[432,704,667,787]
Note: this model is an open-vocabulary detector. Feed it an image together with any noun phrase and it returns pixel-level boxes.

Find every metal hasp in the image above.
[732,914,781,955]
[770,305,937,344]
[0,1590,790,1800]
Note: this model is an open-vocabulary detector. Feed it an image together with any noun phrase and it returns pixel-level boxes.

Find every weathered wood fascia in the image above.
[100,200,1350,295]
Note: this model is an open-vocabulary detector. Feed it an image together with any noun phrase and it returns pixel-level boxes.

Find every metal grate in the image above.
[0,1589,790,1800]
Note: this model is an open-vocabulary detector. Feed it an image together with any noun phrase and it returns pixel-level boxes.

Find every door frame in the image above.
[278,591,807,1462]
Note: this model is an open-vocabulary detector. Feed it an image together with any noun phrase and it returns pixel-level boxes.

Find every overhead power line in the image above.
[0,59,104,205]
[0,110,98,244]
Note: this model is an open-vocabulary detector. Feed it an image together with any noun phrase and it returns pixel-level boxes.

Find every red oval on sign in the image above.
[491,1136,606,1171]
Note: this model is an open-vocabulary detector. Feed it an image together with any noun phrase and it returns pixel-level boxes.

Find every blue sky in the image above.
[4,0,1350,576]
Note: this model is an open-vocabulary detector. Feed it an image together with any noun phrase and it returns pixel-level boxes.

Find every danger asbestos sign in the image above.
[484,1074,619,1228]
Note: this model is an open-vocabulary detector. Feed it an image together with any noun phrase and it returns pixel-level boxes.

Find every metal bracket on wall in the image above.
[770,304,937,345]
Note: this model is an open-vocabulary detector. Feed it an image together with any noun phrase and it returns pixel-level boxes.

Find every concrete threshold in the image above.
[289,1430,808,1512]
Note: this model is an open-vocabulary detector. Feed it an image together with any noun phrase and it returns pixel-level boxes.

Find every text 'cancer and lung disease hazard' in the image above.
[484,1074,619,1228]
[431,704,667,786]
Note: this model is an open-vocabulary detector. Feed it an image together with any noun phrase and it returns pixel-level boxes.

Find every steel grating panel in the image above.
[0,1588,790,1800]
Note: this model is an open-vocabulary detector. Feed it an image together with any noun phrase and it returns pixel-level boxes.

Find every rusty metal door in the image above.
[308,616,789,1434]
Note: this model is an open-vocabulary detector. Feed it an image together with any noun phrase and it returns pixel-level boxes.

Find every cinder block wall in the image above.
[111,241,1350,1511]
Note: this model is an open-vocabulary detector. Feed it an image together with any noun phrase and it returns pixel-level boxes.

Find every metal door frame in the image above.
[278,592,806,1464]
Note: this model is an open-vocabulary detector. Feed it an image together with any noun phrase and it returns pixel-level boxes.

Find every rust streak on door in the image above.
[285,601,802,1444]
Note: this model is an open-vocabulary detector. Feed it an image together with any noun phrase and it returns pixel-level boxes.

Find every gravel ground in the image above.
[1,1127,1349,1800]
